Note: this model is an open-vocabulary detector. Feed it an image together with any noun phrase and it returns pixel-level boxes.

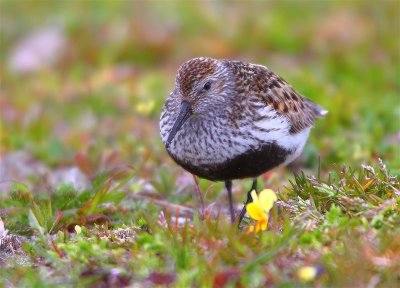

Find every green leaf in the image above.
[28,209,45,236]
[98,191,126,205]
[10,182,33,204]
[326,204,342,224]
[31,202,46,228]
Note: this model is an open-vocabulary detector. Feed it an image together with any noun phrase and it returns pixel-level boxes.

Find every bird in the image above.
[159,57,327,226]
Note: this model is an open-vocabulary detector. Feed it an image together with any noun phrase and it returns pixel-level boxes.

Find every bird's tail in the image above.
[305,98,328,118]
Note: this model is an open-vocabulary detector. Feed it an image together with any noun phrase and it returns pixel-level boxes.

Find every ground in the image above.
[0,1,399,287]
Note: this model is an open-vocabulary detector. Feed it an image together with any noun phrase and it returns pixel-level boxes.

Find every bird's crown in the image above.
[176,57,218,97]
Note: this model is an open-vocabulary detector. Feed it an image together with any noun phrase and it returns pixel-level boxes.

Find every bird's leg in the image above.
[238,178,258,227]
[192,175,205,220]
[225,180,235,223]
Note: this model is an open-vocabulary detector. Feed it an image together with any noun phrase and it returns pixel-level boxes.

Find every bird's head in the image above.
[166,57,234,148]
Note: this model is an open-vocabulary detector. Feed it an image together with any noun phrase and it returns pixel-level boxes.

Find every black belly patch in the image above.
[168,142,291,181]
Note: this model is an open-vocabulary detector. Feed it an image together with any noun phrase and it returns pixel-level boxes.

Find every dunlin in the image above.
[160,57,326,225]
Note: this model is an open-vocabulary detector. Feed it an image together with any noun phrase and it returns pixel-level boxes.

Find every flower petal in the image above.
[246,225,255,234]
[298,266,317,282]
[258,189,277,212]
[260,218,268,231]
[250,190,259,204]
[246,203,266,221]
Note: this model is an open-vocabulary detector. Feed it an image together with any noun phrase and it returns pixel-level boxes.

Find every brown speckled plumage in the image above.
[159,57,327,224]
[176,58,217,98]
[225,60,321,134]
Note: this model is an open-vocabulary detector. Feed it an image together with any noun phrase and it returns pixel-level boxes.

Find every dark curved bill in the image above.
[166,100,192,149]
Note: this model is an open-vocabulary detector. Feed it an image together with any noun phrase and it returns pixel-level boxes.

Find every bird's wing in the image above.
[251,65,327,134]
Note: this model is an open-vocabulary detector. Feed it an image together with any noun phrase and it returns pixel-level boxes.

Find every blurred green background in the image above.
[0,2,399,287]
[1,1,399,192]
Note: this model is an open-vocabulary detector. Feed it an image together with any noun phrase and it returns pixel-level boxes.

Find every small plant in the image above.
[245,189,277,233]
[1,167,135,237]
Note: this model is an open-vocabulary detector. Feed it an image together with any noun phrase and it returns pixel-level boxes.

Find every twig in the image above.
[129,193,194,216]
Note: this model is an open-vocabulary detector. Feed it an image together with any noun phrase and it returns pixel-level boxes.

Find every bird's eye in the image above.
[203,81,211,91]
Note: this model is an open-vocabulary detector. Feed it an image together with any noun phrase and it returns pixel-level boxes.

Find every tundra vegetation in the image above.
[0,1,399,287]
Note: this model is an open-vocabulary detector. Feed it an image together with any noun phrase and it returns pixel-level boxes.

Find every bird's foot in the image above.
[237,178,258,229]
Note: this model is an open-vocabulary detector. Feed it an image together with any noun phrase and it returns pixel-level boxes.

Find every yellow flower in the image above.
[297,266,317,282]
[246,189,277,233]
[135,100,155,116]
[74,225,82,235]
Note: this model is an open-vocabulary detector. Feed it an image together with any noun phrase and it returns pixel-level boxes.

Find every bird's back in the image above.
[225,60,327,134]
